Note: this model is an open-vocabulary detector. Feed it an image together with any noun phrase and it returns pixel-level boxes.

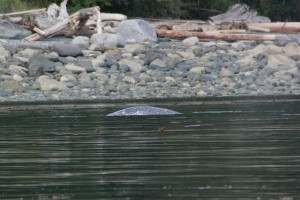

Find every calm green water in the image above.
[0,98,300,199]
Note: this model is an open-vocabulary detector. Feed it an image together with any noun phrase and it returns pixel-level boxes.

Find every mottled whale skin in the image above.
[106,106,181,116]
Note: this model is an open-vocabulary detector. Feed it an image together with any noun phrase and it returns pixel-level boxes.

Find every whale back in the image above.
[106,105,181,116]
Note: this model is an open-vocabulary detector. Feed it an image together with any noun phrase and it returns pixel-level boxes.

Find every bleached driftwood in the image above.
[210,4,271,24]
[101,13,127,21]
[0,8,46,17]
[156,29,277,41]
[58,0,69,19]
[25,6,102,41]
[248,22,300,33]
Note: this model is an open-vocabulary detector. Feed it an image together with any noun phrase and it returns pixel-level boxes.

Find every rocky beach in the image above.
[0,19,300,102]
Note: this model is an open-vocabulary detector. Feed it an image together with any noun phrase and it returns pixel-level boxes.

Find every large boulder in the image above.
[117,19,157,42]
[0,21,32,39]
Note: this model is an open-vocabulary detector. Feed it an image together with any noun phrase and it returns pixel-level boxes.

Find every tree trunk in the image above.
[156,29,277,41]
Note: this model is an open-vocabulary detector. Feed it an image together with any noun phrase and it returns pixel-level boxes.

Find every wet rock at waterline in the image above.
[107,106,181,116]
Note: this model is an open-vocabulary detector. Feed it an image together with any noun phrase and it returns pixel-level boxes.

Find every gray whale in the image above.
[106,105,181,116]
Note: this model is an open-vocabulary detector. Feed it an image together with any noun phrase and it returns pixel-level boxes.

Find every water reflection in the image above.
[0,99,299,199]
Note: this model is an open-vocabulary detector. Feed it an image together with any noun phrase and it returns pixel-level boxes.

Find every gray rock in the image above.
[36,75,67,91]
[90,33,125,51]
[220,68,234,78]
[65,63,86,74]
[19,49,42,58]
[58,57,74,65]
[0,45,11,59]
[118,58,143,73]
[124,44,145,55]
[143,48,167,65]
[104,56,118,68]
[6,58,26,68]
[162,56,177,70]
[244,75,255,85]
[275,35,293,46]
[177,62,193,72]
[182,37,199,47]
[29,55,56,73]
[91,55,106,68]
[107,65,119,73]
[119,64,130,73]
[12,74,23,82]
[117,19,157,42]
[76,59,95,73]
[107,105,181,116]
[51,43,82,57]
[28,66,44,77]
[0,80,22,91]
[123,76,136,84]
[44,52,59,62]
[8,65,28,77]
[0,21,32,39]
[72,36,90,50]
[196,90,208,96]
[78,72,93,87]
[60,74,77,88]
[232,42,246,51]
[190,67,206,74]
[149,58,166,69]
[177,50,195,60]
[267,54,296,70]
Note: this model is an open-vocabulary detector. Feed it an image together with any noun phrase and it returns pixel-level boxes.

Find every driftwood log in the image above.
[25,6,102,41]
[248,22,300,33]
[156,29,277,41]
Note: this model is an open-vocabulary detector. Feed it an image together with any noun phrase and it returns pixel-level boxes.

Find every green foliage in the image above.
[0,0,29,13]
[255,0,300,21]
[3,0,300,21]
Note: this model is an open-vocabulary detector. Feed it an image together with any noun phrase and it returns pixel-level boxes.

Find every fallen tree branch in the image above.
[156,29,277,41]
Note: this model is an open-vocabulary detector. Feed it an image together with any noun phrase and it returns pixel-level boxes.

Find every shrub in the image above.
[0,0,29,13]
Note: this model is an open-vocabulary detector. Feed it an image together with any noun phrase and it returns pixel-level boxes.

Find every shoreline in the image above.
[1,32,300,103]
[1,95,299,111]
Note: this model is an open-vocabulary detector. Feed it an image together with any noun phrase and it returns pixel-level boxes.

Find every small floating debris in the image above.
[95,128,101,133]
[106,105,181,116]
[158,127,167,133]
